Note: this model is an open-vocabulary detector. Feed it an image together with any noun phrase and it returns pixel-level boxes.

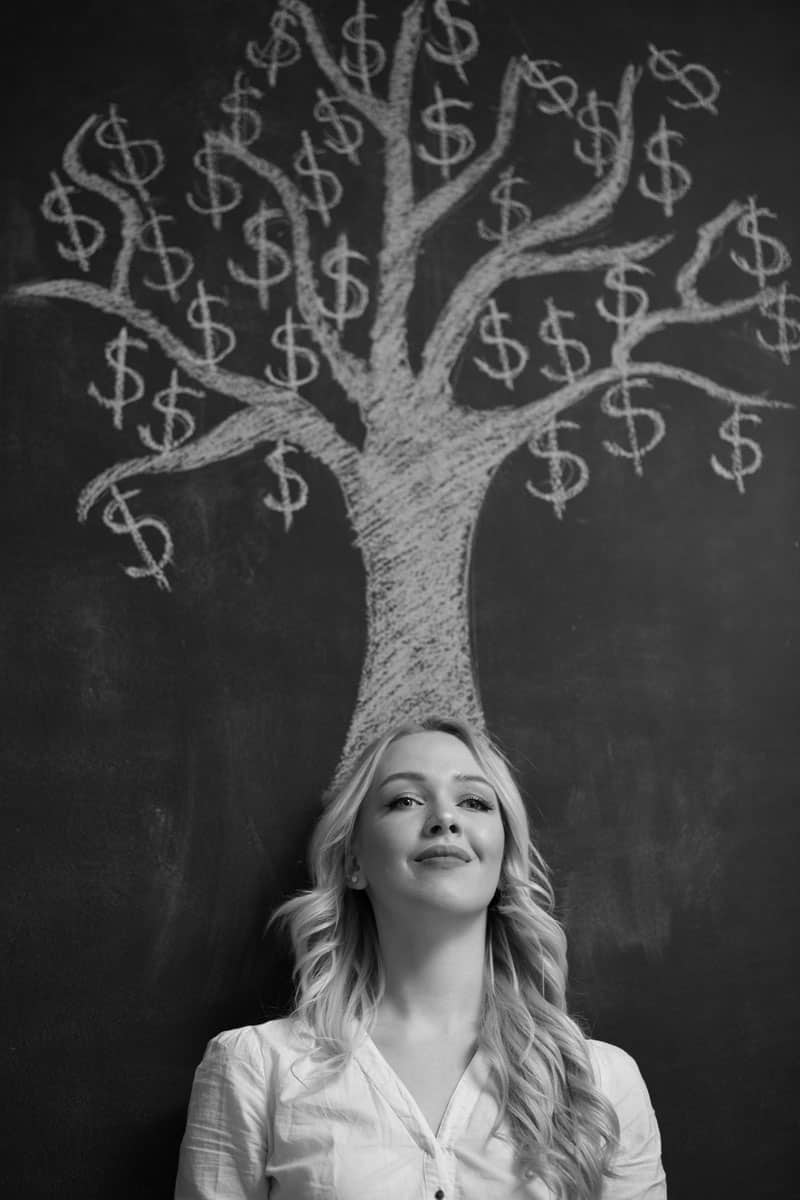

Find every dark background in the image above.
[2,1,799,1196]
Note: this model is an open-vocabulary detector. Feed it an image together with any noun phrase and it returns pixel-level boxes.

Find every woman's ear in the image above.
[345,862,367,890]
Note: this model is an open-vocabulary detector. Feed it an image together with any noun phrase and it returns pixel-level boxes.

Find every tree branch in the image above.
[210,133,371,405]
[13,278,363,479]
[615,201,783,367]
[411,57,525,240]
[280,0,391,133]
[421,63,640,395]
[482,360,789,465]
[60,114,144,298]
[423,233,671,398]
[76,397,361,523]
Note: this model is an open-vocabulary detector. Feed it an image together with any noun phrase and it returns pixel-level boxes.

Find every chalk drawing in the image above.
[757,283,800,364]
[102,485,174,590]
[318,234,370,331]
[313,88,364,164]
[638,115,692,218]
[473,298,529,390]
[88,326,147,430]
[263,439,310,531]
[41,171,106,271]
[601,377,665,476]
[539,299,591,384]
[95,106,164,207]
[227,204,292,311]
[426,0,479,85]
[476,166,531,243]
[247,9,301,87]
[730,196,792,290]
[647,45,720,114]
[221,70,264,149]
[186,280,237,369]
[265,307,320,389]
[138,369,199,454]
[293,131,343,227]
[14,0,794,768]
[138,208,194,302]
[526,419,590,520]
[574,90,620,179]
[711,404,764,493]
[416,83,476,180]
[339,1,386,96]
[186,133,243,230]
[519,58,579,117]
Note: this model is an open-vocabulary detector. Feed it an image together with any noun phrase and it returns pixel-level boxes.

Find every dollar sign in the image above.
[220,69,263,148]
[601,377,666,476]
[637,115,692,218]
[102,485,174,590]
[730,196,792,291]
[525,419,590,520]
[477,166,531,243]
[88,326,147,430]
[472,298,529,390]
[647,45,720,114]
[519,58,578,117]
[757,283,800,365]
[41,171,106,272]
[573,90,620,179]
[417,83,476,181]
[265,307,320,389]
[318,233,370,331]
[711,405,764,494]
[227,204,292,312]
[538,298,591,384]
[263,439,309,532]
[340,0,387,95]
[137,208,194,302]
[186,134,243,231]
[186,280,237,368]
[425,0,479,85]
[94,105,164,206]
[138,368,199,453]
[293,131,343,228]
[596,260,652,334]
[313,88,364,164]
[246,9,301,88]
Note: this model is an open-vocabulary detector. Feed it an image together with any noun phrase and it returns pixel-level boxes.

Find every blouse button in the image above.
[434,1191,445,1199]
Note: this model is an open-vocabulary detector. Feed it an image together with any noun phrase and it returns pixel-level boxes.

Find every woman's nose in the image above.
[423,800,461,836]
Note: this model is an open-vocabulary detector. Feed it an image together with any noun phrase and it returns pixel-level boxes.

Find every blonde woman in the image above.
[175,716,666,1198]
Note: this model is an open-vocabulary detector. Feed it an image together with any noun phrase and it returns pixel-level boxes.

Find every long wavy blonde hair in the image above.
[273,716,619,1198]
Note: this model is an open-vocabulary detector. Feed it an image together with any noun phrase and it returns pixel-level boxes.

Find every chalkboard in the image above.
[2,1,799,1196]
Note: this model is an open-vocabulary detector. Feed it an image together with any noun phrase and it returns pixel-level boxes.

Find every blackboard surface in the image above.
[2,2,799,1197]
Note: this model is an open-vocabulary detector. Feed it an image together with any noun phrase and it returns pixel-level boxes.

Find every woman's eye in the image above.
[388,795,420,809]
[460,795,492,811]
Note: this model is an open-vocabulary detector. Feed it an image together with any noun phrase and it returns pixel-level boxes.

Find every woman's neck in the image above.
[372,912,487,1039]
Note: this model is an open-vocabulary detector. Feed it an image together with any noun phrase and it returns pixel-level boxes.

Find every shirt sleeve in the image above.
[174,1029,271,1200]
[592,1041,667,1200]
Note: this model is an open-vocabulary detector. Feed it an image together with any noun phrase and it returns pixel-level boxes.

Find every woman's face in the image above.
[352,731,506,925]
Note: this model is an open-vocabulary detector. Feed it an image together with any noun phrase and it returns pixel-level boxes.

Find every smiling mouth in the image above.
[415,846,471,864]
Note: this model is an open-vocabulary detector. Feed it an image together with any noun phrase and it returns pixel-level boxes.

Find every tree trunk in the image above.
[337,435,491,777]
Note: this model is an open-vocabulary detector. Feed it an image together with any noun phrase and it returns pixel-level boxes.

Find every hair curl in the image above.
[273,716,619,1198]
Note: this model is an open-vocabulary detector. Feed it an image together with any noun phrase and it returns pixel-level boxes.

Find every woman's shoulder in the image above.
[585,1039,659,1128]
[204,1017,309,1066]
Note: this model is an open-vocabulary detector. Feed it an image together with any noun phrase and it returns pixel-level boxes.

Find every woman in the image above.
[175,716,666,1198]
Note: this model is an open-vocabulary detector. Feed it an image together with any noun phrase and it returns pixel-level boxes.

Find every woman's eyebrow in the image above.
[377,770,493,788]
[377,771,427,787]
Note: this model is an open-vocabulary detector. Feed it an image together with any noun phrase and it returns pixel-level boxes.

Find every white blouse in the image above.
[174,1018,666,1199]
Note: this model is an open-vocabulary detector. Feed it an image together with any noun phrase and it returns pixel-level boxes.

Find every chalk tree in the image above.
[17,0,797,769]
